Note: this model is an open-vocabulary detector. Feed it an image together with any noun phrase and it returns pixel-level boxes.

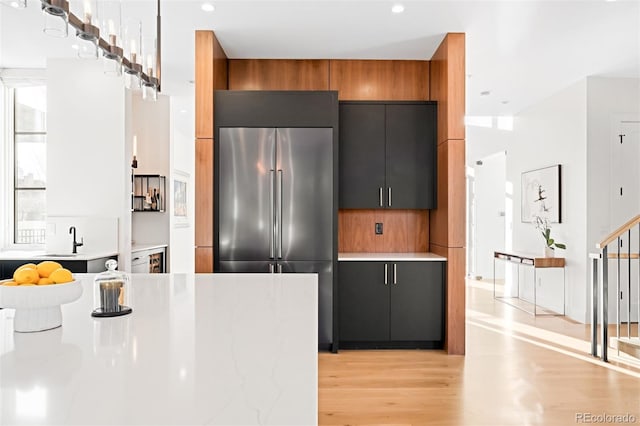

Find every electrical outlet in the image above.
[375,223,383,235]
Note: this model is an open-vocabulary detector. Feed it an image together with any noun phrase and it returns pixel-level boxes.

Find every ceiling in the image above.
[0,0,638,116]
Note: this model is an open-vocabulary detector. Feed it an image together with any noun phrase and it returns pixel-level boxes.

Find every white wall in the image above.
[168,95,195,273]
[46,58,131,269]
[508,79,588,320]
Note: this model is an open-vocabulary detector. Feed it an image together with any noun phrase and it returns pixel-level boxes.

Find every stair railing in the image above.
[591,214,640,362]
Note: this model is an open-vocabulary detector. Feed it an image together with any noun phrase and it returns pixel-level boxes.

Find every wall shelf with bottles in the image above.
[132,175,166,212]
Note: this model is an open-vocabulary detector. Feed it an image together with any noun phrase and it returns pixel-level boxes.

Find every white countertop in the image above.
[131,243,168,253]
[338,252,447,261]
[0,250,118,261]
[0,273,318,425]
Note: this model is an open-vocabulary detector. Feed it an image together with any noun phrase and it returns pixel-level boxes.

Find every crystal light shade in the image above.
[41,0,70,38]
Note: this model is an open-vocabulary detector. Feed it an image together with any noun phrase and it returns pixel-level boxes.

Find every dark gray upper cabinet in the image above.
[339,101,437,209]
[339,104,386,208]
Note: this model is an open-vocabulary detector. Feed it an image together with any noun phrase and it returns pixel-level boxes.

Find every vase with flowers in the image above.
[534,216,566,257]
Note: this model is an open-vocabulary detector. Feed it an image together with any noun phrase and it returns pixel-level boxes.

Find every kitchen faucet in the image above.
[69,226,84,254]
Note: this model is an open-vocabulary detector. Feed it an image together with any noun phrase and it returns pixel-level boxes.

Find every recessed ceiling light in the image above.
[501,100,510,105]
[180,109,188,114]
[71,44,79,50]
[391,4,404,14]
[201,3,215,12]
[480,90,491,96]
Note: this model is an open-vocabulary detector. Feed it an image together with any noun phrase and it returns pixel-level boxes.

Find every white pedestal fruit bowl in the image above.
[0,280,83,332]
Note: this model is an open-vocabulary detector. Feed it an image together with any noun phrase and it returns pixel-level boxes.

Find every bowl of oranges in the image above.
[0,261,83,332]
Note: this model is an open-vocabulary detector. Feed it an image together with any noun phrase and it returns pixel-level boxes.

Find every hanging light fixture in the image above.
[100,1,123,76]
[34,0,161,97]
[41,0,70,37]
[73,0,99,59]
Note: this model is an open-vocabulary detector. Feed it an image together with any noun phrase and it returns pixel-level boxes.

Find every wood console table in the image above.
[493,250,566,316]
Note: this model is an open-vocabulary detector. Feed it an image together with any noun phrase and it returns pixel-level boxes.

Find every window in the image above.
[12,86,47,245]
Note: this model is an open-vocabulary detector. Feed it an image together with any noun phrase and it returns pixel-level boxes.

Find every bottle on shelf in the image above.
[151,188,158,211]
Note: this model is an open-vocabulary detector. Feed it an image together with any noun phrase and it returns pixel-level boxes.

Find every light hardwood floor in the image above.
[319,279,640,425]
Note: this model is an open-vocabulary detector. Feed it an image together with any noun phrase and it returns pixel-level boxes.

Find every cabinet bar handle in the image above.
[379,187,383,207]
[393,263,397,284]
[384,264,388,285]
[269,263,274,273]
[388,187,392,207]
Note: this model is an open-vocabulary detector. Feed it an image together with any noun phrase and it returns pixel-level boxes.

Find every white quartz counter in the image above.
[0,250,118,261]
[131,243,168,253]
[0,273,318,425]
[338,252,447,261]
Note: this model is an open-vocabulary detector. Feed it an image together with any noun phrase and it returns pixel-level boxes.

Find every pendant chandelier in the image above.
[9,0,161,100]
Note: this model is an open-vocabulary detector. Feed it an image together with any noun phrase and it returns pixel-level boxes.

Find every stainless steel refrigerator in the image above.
[216,127,334,345]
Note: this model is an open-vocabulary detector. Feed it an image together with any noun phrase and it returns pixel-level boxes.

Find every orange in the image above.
[15,263,37,273]
[36,261,63,278]
[2,281,18,286]
[14,268,39,285]
[38,277,55,285]
[49,268,73,284]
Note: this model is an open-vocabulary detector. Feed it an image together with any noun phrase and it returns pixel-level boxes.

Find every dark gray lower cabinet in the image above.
[339,260,445,349]
[0,256,118,280]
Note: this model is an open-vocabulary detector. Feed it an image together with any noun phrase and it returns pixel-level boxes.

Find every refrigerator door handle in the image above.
[277,169,283,259]
[269,169,275,259]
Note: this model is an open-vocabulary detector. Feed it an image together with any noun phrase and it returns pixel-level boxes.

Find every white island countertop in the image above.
[339,252,447,261]
[131,243,168,253]
[0,273,318,425]
[0,250,118,261]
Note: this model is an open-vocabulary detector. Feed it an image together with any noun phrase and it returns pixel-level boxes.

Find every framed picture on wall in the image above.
[521,164,562,223]
[173,170,189,228]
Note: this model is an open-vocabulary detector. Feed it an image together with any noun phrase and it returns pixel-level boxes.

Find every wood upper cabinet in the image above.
[339,101,437,209]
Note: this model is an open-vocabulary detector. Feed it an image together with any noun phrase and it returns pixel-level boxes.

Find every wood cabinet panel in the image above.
[195,31,228,139]
[330,60,429,101]
[428,33,466,356]
[195,247,213,273]
[228,59,330,91]
[338,209,428,253]
[430,33,465,145]
[338,210,378,252]
[430,142,449,248]
[446,246,465,355]
[195,31,214,139]
[195,138,213,247]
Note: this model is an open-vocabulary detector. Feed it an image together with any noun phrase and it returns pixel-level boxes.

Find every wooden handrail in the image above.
[597,214,640,249]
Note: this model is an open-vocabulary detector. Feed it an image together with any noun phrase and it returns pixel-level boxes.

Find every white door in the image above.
[609,119,640,323]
